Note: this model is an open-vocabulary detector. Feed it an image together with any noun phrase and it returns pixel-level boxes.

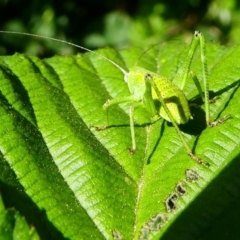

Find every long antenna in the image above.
[0,30,127,75]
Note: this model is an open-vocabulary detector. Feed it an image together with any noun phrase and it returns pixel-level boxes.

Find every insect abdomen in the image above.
[152,76,191,124]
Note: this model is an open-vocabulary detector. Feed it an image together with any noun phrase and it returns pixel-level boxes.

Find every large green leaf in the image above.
[0,40,240,239]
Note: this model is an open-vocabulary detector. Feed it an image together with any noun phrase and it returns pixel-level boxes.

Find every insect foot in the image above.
[209,114,231,127]
[189,153,210,167]
[209,96,220,104]
[128,148,136,155]
[94,125,108,131]
[103,99,111,109]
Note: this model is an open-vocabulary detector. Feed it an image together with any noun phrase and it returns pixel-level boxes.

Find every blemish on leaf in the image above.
[165,193,178,212]
[185,169,200,183]
[112,229,122,240]
[139,213,167,240]
[175,182,187,196]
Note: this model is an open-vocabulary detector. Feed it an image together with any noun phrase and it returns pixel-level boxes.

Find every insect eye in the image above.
[144,73,152,80]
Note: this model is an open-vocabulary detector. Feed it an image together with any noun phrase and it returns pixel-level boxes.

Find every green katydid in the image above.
[0,30,229,166]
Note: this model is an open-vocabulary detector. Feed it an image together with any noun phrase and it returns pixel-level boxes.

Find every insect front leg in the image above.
[101,96,137,153]
[129,105,136,154]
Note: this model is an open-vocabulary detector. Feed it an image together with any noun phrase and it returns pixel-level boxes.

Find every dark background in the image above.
[0,0,239,57]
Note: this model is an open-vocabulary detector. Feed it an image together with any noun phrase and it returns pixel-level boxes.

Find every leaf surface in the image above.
[0,41,240,239]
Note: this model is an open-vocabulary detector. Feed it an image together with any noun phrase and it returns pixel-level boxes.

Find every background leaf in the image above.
[0,194,39,239]
[0,40,240,239]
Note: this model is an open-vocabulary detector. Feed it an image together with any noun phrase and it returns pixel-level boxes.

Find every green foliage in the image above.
[0,40,240,239]
[0,194,39,239]
[1,0,240,57]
